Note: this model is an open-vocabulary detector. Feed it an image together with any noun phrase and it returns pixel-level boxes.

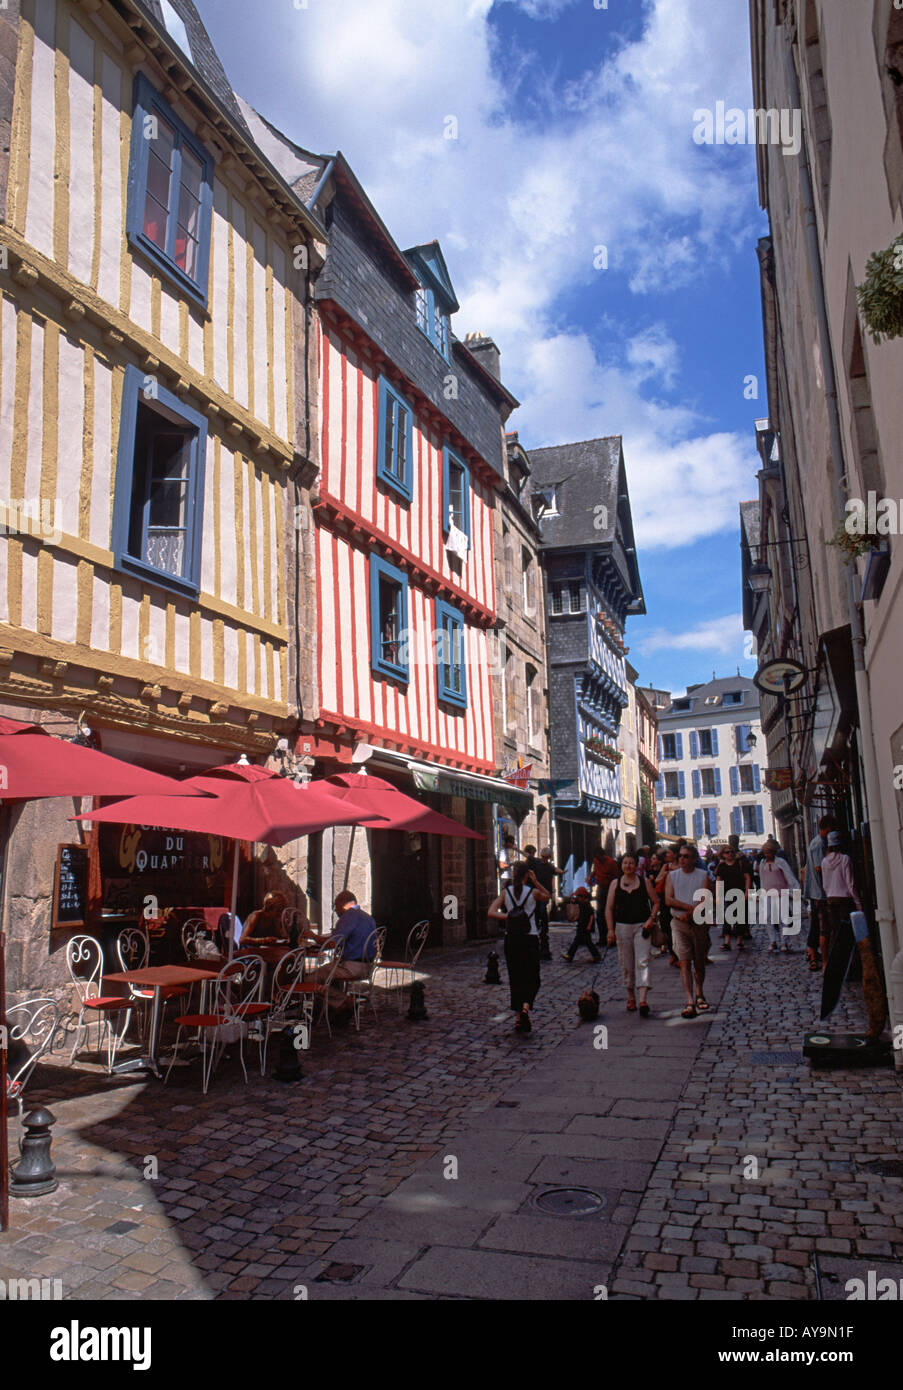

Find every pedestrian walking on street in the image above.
[524,844,562,961]
[803,814,836,970]
[714,843,752,952]
[605,853,659,1015]
[665,845,711,1018]
[821,831,862,971]
[759,840,801,953]
[561,886,601,963]
[654,846,678,965]
[590,842,620,924]
[488,860,551,1034]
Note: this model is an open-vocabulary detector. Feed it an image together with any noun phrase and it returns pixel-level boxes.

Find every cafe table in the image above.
[103,964,220,1078]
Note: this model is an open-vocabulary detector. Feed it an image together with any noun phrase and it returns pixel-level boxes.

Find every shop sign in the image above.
[99,824,227,915]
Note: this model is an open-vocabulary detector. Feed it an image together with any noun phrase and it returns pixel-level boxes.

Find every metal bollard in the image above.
[406,980,428,1021]
[271,1026,304,1083]
[484,950,501,984]
[10,1105,59,1198]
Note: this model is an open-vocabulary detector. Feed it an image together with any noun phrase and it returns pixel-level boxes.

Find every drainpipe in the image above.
[783,37,900,1056]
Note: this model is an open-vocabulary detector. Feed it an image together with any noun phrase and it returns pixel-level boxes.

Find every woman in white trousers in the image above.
[605,854,659,1016]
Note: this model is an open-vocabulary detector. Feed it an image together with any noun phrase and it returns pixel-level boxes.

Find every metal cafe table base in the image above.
[102,965,220,1078]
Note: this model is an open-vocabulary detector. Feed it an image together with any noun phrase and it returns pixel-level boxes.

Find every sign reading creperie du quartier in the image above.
[99,824,227,914]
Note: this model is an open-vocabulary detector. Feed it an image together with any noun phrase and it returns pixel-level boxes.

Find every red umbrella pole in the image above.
[226,840,241,962]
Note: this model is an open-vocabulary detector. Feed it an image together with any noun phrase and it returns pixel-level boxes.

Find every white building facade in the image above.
[655,676,775,851]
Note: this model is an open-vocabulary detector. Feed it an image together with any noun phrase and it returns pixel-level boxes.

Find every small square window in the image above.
[370,556,409,683]
[436,599,467,709]
[377,377,413,501]
[127,75,213,306]
[112,366,208,596]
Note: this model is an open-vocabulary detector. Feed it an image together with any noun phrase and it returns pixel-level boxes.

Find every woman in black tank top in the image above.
[604,853,658,1016]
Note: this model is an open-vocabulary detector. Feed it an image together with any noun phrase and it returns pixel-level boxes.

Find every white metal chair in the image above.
[345,927,385,1030]
[65,935,133,1072]
[290,936,347,1038]
[377,919,429,1011]
[182,917,217,960]
[6,997,60,1125]
[259,946,310,1072]
[165,954,267,1094]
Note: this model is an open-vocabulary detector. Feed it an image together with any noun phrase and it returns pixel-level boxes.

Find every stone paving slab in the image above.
[396,1245,604,1300]
[5,921,901,1301]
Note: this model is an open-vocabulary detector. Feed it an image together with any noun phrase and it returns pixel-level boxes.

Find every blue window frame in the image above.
[414,284,450,360]
[442,446,471,541]
[369,555,409,684]
[111,365,208,597]
[126,74,214,307]
[376,376,413,501]
[435,599,467,709]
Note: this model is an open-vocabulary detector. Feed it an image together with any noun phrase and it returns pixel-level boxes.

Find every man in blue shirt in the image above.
[307,890,378,981]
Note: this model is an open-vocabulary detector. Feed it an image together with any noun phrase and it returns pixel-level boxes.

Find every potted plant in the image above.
[826,519,882,564]
[857,234,903,344]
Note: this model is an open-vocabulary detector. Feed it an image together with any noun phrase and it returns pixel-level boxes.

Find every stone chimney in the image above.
[464,331,501,380]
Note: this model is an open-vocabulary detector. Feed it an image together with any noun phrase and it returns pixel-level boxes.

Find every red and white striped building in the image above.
[300,158,531,941]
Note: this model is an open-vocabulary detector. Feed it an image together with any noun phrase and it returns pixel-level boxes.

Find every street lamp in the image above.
[747,561,772,594]
[747,730,758,750]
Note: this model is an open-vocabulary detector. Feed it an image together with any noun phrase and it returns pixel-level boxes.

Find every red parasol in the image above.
[0,716,210,799]
[323,772,484,839]
[75,761,384,844]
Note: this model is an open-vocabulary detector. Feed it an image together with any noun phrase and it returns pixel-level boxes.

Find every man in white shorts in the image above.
[666,846,711,1019]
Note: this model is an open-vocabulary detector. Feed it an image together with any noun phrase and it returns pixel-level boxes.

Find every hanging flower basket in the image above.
[857,234,903,344]
[827,519,882,565]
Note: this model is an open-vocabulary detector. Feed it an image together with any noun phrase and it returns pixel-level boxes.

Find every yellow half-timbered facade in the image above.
[0,0,323,996]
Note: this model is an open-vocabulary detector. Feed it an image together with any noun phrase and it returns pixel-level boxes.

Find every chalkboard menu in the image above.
[53,843,89,929]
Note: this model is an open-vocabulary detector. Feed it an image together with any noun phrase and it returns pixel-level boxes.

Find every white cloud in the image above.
[226,0,761,549]
[639,614,746,654]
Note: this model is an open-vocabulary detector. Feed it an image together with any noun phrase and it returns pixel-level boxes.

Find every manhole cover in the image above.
[496,1100,519,1109]
[532,1187,607,1217]
[104,1220,139,1235]
[750,1051,804,1065]
[860,1159,903,1178]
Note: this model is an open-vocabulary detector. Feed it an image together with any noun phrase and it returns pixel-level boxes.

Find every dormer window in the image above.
[415,283,449,359]
[536,488,558,518]
[160,0,194,62]
[406,244,458,363]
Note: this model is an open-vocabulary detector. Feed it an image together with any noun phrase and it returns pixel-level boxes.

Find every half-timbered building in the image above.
[530,437,645,892]
[0,0,323,996]
[302,158,533,942]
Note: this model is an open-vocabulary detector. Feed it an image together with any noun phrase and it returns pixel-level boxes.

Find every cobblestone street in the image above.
[3,924,903,1301]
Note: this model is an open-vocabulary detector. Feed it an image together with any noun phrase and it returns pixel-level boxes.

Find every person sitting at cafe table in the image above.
[240,891,289,945]
[305,890,378,981]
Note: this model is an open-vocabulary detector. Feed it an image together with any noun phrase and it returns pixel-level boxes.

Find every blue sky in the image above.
[201,0,768,695]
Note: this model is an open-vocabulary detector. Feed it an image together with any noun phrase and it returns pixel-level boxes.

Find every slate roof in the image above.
[135,0,252,139]
[528,437,622,548]
[740,500,761,549]
[529,436,644,611]
[659,674,760,722]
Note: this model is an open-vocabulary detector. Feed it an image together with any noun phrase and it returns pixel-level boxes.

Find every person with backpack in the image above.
[488,860,551,1034]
